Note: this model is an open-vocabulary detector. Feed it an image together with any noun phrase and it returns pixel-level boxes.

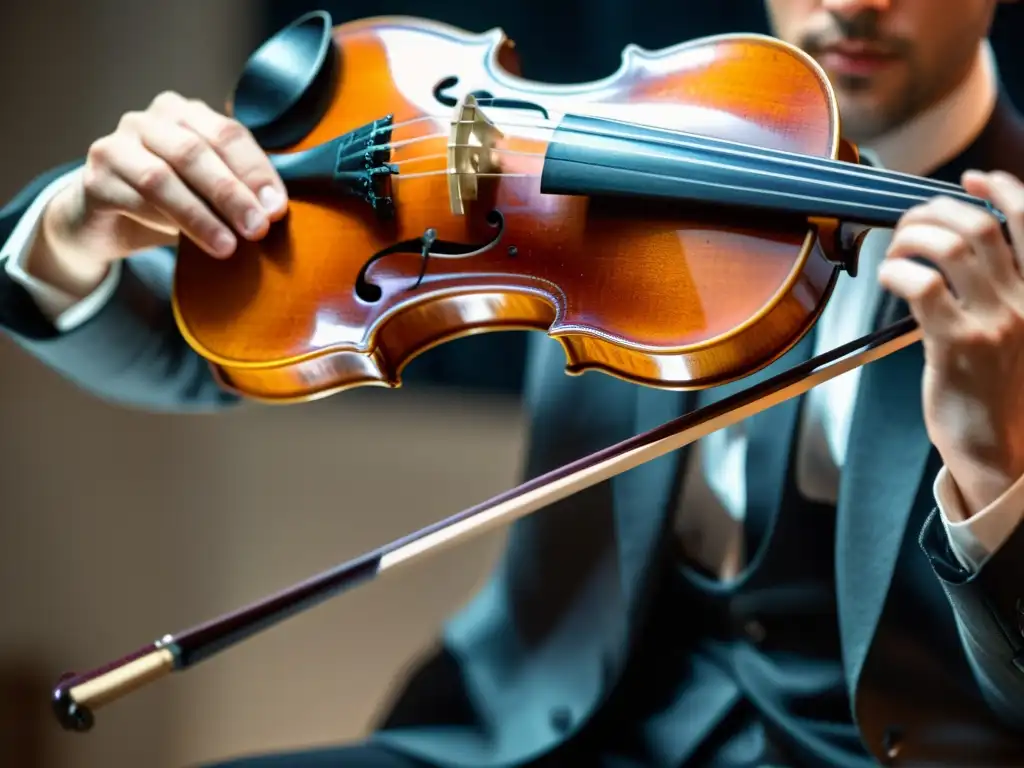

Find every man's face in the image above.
[764,0,1000,142]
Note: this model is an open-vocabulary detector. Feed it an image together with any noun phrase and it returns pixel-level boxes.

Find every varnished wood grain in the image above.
[171,16,842,403]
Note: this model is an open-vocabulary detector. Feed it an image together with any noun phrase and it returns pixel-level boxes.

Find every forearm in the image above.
[2,166,239,412]
[21,183,112,300]
[6,247,240,412]
[923,493,1024,730]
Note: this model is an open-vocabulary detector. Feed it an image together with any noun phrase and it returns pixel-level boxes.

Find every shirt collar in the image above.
[859,40,998,176]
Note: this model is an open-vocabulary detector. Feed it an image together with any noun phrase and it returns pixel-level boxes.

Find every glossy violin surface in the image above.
[170,11,995,403]
[170,11,847,401]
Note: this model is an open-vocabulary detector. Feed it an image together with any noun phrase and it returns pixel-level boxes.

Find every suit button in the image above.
[882,726,904,760]
[549,706,572,733]
[744,619,766,644]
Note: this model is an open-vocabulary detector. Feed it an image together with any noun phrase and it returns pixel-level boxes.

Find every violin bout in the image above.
[171,12,850,403]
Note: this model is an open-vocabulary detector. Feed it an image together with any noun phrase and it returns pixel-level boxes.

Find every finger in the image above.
[895,195,1017,288]
[877,256,960,337]
[885,222,997,308]
[134,112,271,242]
[963,170,1024,275]
[88,173,176,234]
[98,135,237,258]
[80,159,179,251]
[178,98,288,219]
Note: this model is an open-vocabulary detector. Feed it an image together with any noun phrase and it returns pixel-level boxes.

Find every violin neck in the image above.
[539,114,1004,229]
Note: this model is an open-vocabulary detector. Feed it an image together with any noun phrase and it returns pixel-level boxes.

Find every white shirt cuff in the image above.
[1,167,120,333]
[935,465,1024,572]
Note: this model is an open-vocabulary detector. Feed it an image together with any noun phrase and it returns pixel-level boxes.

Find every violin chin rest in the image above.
[230,9,339,151]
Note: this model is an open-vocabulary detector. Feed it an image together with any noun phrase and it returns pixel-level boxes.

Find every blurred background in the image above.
[1,2,1022,766]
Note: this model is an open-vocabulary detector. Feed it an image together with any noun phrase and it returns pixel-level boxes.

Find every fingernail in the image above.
[213,231,236,257]
[258,185,286,213]
[244,208,267,236]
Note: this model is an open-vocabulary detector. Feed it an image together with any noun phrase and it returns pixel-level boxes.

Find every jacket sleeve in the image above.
[0,162,240,412]
[920,506,1024,730]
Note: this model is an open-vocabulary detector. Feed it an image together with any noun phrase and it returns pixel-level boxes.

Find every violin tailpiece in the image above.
[270,115,398,218]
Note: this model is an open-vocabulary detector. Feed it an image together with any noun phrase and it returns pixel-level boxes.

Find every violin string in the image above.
[382,142,961,219]
[373,131,962,210]
[388,145,547,168]
[387,166,932,222]
[329,107,993,218]
[358,106,969,199]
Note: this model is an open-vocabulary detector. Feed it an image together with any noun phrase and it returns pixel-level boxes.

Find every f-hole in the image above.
[433,76,460,107]
[433,76,550,119]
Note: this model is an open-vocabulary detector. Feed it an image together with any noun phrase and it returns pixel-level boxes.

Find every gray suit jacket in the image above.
[3,99,1024,767]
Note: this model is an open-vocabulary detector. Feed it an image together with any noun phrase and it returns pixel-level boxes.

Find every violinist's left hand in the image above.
[880,169,1024,517]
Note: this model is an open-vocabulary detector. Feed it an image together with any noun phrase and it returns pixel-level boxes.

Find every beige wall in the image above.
[0,3,520,766]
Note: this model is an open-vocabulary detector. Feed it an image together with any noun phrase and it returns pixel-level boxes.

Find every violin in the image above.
[51,11,1007,732]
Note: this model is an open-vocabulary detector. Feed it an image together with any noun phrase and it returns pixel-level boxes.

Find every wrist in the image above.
[24,184,113,299]
[946,450,1024,518]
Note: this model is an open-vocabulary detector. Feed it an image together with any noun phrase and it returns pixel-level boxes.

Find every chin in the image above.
[834,96,897,143]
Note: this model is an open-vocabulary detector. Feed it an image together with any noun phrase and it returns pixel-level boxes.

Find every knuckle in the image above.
[959,325,992,347]
[992,316,1023,343]
[136,162,172,194]
[116,110,144,133]
[1006,200,1024,224]
[964,318,1013,347]
[965,214,1002,243]
[80,164,106,199]
[937,236,969,263]
[211,118,249,148]
[896,204,929,227]
[85,137,112,167]
[991,170,1020,188]
[909,271,946,304]
[150,90,185,112]
[168,132,206,166]
[239,165,276,191]
[183,206,216,235]
[210,176,243,209]
[920,245,954,266]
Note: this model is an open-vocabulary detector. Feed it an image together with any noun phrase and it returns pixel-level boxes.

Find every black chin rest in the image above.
[231,10,339,150]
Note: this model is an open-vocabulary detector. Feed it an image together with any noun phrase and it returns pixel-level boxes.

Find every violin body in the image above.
[171,12,847,403]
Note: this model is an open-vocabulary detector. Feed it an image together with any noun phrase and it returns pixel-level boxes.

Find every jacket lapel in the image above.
[835,306,932,703]
[835,94,1019,704]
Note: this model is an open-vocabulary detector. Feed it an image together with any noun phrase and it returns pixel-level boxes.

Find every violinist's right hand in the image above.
[26,91,289,298]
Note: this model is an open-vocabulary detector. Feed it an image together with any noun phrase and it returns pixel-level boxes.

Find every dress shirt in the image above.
[2,42,1024,576]
[1,167,121,333]
[673,39,1024,578]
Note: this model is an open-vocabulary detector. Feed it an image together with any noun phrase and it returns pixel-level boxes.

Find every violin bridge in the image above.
[447,93,504,216]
